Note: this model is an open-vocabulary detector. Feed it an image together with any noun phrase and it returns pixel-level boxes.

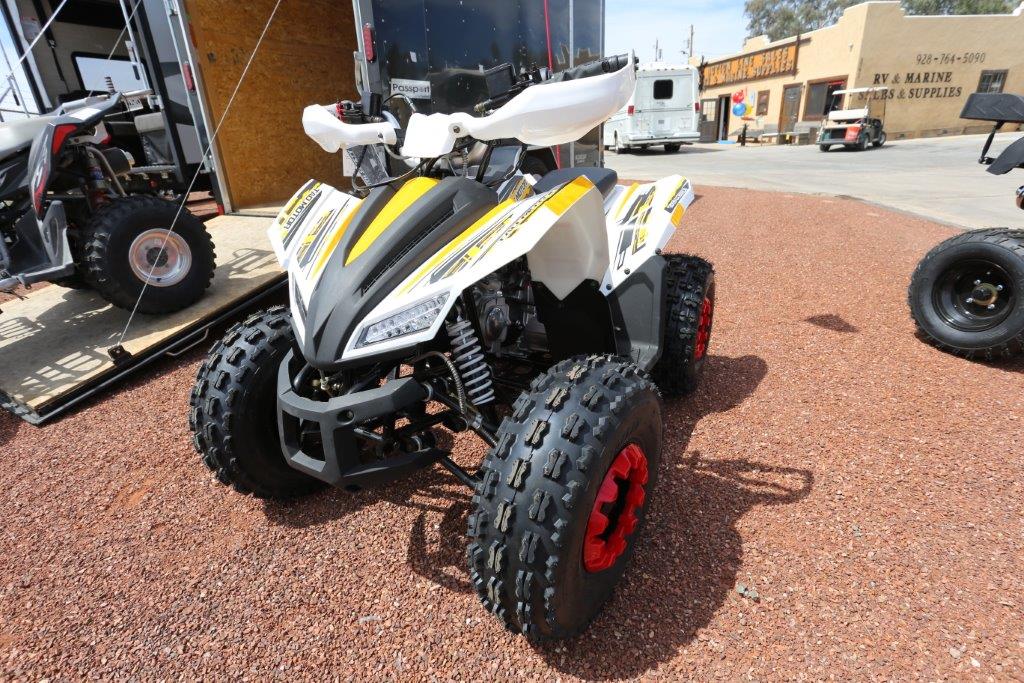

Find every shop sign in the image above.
[703,43,799,88]
[872,71,965,100]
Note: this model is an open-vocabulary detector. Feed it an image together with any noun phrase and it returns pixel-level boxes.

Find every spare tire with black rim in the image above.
[908,228,1024,360]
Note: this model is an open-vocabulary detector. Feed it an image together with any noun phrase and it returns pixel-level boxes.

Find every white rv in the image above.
[603,63,700,153]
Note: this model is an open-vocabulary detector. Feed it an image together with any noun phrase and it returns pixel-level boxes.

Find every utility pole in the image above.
[687,25,694,59]
[653,38,662,62]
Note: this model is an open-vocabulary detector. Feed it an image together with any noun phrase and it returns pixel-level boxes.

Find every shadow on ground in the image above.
[613,145,722,156]
[805,313,859,333]
[262,462,475,594]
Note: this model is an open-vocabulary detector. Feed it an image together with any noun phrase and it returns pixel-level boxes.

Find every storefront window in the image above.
[756,90,769,117]
[804,79,846,120]
[977,70,1008,94]
[701,98,716,122]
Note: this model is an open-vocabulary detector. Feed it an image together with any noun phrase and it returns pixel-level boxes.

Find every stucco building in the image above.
[698,1,1024,140]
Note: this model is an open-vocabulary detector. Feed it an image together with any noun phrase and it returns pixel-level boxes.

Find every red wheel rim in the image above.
[583,443,649,573]
[694,296,714,361]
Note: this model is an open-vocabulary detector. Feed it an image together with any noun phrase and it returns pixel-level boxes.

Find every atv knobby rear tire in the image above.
[467,355,663,639]
[652,254,715,396]
[81,195,215,314]
[189,306,325,500]
[908,228,1024,360]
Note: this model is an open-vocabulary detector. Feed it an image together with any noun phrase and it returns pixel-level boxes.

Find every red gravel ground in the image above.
[2,186,1022,680]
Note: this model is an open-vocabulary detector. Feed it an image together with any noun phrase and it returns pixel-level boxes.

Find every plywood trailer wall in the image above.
[184,0,357,210]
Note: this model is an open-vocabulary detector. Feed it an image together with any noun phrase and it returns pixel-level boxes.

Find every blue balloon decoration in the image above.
[732,102,747,117]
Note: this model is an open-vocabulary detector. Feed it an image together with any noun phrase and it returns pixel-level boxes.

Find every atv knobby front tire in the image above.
[467,355,663,639]
[908,228,1024,360]
[189,306,324,500]
[652,254,715,396]
[81,195,215,314]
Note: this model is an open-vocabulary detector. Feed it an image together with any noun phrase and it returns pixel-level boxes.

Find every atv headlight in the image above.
[355,293,450,348]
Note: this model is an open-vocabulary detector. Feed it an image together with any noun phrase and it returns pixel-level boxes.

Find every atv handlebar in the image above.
[548,54,635,83]
[473,53,635,114]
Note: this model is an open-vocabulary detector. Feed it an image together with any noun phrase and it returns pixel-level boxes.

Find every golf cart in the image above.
[818,87,888,152]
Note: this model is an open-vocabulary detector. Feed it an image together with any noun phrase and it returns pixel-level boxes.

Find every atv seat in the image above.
[533,167,619,198]
[0,115,56,160]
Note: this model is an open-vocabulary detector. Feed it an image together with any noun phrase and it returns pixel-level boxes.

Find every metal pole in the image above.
[116,0,151,92]
[0,20,29,117]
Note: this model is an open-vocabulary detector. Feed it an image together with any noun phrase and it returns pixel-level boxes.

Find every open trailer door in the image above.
[179,0,358,214]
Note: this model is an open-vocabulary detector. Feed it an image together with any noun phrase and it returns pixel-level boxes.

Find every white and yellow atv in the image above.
[189,54,715,639]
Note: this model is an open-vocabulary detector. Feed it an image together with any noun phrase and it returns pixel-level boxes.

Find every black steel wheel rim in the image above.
[932,258,1015,332]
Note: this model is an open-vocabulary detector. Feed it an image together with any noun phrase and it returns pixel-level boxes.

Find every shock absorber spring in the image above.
[446,317,495,406]
[84,151,110,208]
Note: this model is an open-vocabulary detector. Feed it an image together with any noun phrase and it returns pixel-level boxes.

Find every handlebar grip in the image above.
[550,53,634,83]
[474,54,634,113]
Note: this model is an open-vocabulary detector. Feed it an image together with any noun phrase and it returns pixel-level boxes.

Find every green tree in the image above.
[745,0,1014,40]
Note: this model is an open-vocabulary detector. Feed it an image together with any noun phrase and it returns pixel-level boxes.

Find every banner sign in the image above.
[703,42,800,89]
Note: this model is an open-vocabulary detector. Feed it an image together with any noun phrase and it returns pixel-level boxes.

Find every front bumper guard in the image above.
[276,351,440,489]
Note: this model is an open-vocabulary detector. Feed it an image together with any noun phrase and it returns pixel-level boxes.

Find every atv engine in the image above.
[472,261,547,358]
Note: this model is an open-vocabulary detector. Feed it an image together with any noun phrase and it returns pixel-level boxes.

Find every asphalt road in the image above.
[607,133,1024,229]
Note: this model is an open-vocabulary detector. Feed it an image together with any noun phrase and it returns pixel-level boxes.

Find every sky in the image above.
[605,0,749,64]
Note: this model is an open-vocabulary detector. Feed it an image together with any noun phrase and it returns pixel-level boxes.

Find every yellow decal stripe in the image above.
[616,182,640,220]
[401,199,517,295]
[670,203,686,228]
[345,177,439,265]
[279,181,319,227]
[545,176,595,216]
[667,178,687,206]
[312,203,361,277]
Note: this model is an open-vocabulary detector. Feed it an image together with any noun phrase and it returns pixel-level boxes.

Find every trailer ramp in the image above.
[0,214,284,425]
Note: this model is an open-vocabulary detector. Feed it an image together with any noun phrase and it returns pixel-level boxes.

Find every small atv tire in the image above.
[81,195,215,314]
[652,254,715,396]
[908,228,1024,360]
[189,306,325,500]
[467,354,663,639]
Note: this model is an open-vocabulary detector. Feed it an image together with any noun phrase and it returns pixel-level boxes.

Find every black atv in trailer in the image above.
[908,92,1024,360]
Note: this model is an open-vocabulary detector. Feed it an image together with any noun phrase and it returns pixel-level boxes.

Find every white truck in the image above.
[603,62,700,153]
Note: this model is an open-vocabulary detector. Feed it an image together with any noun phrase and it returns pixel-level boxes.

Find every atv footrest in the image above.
[339,447,448,489]
[276,352,431,488]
